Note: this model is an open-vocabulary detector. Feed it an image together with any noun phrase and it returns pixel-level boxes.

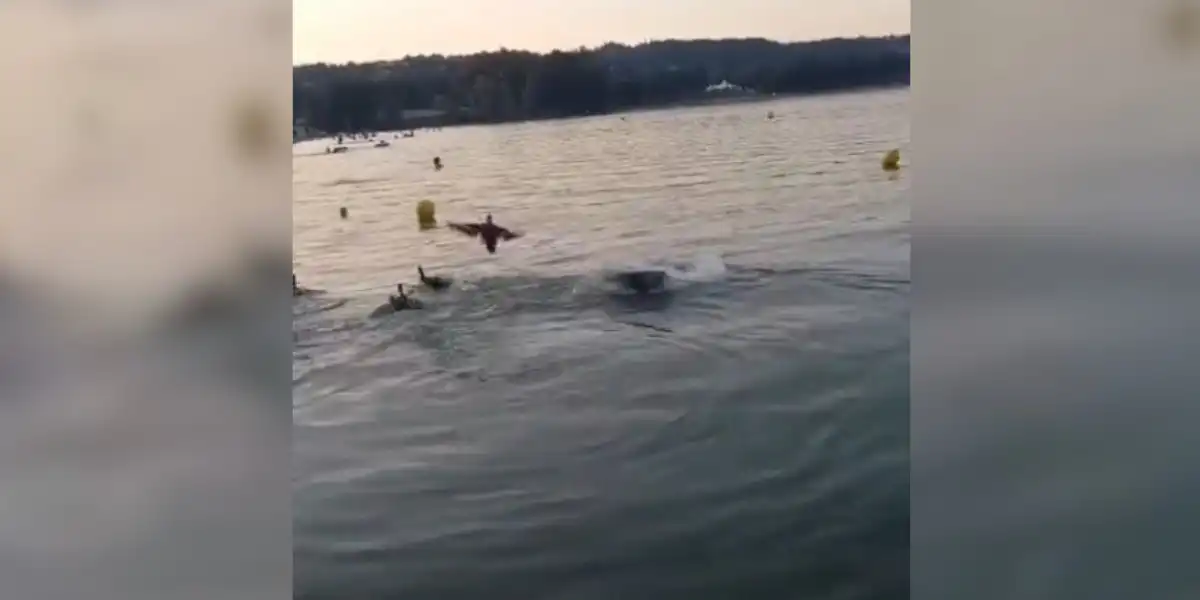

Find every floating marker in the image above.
[416,200,437,229]
[881,148,901,171]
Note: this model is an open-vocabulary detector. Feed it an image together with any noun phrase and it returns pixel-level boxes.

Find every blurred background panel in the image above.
[0,2,292,600]
[915,0,1200,598]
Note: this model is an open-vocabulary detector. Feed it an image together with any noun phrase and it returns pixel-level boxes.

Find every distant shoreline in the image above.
[593,82,908,118]
[295,35,909,135]
[444,82,910,130]
[297,83,909,141]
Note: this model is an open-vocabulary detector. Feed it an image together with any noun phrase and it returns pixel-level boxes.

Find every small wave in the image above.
[293,296,347,318]
[323,177,390,187]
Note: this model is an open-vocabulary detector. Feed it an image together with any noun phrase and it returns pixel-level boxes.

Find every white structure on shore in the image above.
[704,80,756,96]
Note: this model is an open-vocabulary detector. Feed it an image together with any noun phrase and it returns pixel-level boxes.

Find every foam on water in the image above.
[664,251,728,283]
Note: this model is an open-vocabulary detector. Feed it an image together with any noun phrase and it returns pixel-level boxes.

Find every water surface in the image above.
[293,89,909,600]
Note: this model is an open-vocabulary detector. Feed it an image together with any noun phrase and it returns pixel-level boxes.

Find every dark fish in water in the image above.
[613,270,667,293]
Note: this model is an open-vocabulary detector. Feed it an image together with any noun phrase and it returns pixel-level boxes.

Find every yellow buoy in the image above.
[881,148,901,171]
[416,200,437,229]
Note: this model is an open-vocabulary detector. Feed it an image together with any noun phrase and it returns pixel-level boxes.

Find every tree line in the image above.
[293,35,910,133]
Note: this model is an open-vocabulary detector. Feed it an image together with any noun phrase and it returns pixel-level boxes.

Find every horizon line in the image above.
[293,31,911,67]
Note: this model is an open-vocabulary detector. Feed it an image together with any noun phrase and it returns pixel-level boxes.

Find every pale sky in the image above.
[294,0,910,64]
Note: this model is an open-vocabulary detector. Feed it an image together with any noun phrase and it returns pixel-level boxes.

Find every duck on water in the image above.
[417,266,451,290]
[293,273,321,297]
[390,284,422,310]
[369,284,424,317]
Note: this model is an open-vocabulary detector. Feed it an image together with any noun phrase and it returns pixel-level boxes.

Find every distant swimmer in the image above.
[447,214,522,254]
[417,265,452,290]
[433,156,443,171]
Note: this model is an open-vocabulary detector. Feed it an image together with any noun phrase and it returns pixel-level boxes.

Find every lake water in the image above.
[293,89,910,600]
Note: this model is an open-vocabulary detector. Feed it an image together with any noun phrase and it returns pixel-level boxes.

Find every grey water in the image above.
[293,89,909,600]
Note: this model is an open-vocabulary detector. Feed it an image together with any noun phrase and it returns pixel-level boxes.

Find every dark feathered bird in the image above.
[418,266,452,290]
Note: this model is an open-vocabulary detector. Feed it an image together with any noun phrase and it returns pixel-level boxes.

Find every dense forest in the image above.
[293,35,909,133]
